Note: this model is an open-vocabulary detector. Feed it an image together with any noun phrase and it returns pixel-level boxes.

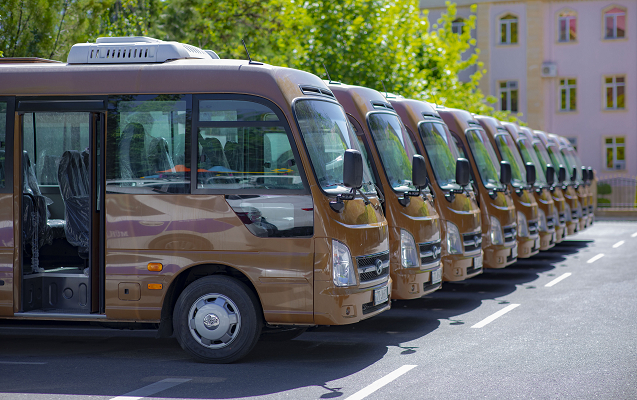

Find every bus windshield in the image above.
[465,128,503,190]
[518,138,547,186]
[418,121,460,191]
[367,112,417,192]
[547,145,570,181]
[295,100,376,195]
[561,148,582,183]
[494,132,526,188]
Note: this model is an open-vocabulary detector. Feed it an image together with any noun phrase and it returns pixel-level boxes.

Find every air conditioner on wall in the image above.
[541,62,557,78]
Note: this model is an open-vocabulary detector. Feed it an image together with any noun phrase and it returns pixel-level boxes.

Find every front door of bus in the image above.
[17,99,105,315]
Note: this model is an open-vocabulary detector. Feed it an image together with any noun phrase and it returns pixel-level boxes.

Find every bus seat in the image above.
[37,154,60,185]
[202,137,229,169]
[224,141,241,171]
[57,150,89,258]
[148,136,175,174]
[119,122,148,180]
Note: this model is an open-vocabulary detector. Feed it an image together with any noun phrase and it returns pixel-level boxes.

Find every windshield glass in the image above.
[547,145,570,181]
[518,138,547,186]
[295,100,376,195]
[562,148,582,183]
[465,128,503,189]
[494,132,526,188]
[418,121,460,190]
[367,112,417,192]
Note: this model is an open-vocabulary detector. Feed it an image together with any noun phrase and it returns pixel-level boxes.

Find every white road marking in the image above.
[587,253,605,264]
[632,232,637,238]
[344,365,417,400]
[0,361,47,365]
[613,241,625,248]
[110,378,191,400]
[545,273,572,287]
[471,304,520,329]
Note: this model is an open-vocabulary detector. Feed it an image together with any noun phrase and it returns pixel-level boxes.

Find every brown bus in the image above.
[0,37,392,363]
[477,116,542,258]
[555,135,594,229]
[534,130,581,236]
[504,123,561,249]
[328,83,442,298]
[438,108,518,269]
[389,98,483,282]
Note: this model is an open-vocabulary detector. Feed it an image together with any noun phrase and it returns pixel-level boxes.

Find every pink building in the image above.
[422,0,635,178]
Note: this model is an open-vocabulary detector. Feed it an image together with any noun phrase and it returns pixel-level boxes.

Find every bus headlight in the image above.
[490,216,504,245]
[517,212,529,237]
[446,221,463,255]
[332,240,357,287]
[401,230,420,268]
[537,208,548,232]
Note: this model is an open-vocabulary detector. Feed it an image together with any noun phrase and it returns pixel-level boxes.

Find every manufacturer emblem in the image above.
[432,246,438,259]
[375,259,384,275]
[474,235,480,245]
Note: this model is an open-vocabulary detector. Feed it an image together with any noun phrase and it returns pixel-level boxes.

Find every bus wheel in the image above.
[173,275,262,363]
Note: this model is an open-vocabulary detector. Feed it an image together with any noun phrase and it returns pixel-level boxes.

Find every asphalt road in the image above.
[0,220,635,400]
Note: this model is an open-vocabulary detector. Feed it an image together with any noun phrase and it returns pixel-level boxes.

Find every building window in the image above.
[604,7,626,39]
[499,14,518,44]
[558,11,577,42]
[559,78,577,111]
[605,76,625,109]
[499,81,518,112]
[605,137,625,170]
[452,18,465,37]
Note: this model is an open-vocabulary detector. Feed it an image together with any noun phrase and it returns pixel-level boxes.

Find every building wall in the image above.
[420,0,636,178]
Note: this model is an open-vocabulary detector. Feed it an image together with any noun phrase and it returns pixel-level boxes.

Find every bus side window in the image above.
[106,95,190,194]
[0,102,6,188]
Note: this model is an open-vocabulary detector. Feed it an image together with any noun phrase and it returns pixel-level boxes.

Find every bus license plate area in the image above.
[374,286,389,306]
[431,268,442,284]
[474,255,483,269]
[511,244,518,259]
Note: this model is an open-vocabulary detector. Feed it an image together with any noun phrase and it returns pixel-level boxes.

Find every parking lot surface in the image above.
[0,221,635,400]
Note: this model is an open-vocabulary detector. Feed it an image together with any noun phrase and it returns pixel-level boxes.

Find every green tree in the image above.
[0,0,62,58]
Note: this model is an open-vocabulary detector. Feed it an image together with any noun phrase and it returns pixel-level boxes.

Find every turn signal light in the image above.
[148,283,163,290]
[147,263,163,272]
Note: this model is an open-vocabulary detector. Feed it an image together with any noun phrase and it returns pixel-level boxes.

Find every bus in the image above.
[389,98,483,282]
[477,116,542,258]
[0,37,392,363]
[328,83,443,298]
[438,108,518,269]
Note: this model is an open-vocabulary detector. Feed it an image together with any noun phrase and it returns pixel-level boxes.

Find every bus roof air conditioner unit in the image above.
[67,36,215,64]
[541,62,557,78]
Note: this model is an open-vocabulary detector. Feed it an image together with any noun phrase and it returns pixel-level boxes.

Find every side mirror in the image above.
[525,162,536,186]
[588,167,594,182]
[546,164,555,186]
[571,166,577,182]
[456,158,471,187]
[412,155,428,189]
[343,149,363,189]
[558,165,566,183]
[500,160,512,186]
[581,166,588,182]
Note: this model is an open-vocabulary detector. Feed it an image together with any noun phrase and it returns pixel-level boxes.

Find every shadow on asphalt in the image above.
[0,240,593,399]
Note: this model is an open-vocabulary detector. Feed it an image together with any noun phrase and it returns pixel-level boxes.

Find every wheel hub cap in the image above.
[203,313,220,329]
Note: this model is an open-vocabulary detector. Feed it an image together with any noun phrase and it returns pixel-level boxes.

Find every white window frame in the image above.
[558,13,576,42]
[499,81,518,112]
[499,15,518,45]
[605,76,625,110]
[604,8,626,39]
[604,137,625,170]
[559,78,577,111]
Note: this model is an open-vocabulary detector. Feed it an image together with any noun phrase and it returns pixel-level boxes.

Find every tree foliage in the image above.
[0,0,521,122]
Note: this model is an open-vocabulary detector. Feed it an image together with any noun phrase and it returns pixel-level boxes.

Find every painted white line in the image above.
[632,232,637,238]
[110,378,191,400]
[545,273,572,287]
[0,361,47,365]
[471,304,520,329]
[344,365,417,400]
[587,253,605,264]
[613,241,625,248]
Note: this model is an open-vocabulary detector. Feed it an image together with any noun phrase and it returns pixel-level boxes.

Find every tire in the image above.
[259,326,307,342]
[173,275,262,363]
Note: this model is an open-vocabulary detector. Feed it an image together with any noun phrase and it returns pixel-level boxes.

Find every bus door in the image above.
[0,98,15,317]
[17,98,106,315]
